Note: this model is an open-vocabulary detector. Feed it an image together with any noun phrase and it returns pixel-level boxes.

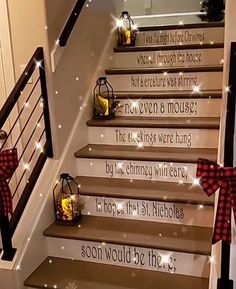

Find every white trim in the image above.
[0,0,15,95]
[133,12,205,19]
[51,43,64,73]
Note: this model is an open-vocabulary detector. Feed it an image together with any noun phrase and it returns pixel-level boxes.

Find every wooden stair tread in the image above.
[105,66,223,75]
[24,257,209,289]
[75,144,217,163]
[114,43,224,53]
[113,90,222,99]
[76,177,214,206]
[44,216,212,255]
[137,22,224,31]
[86,117,220,129]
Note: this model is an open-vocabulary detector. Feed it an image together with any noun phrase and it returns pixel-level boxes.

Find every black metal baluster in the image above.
[38,49,53,158]
[0,47,53,260]
[217,43,236,289]
[0,200,16,261]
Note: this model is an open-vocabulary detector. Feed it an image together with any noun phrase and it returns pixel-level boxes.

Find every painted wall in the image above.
[6,0,76,160]
[0,0,119,289]
[43,0,119,157]
[0,1,120,287]
[7,0,122,158]
[123,0,202,25]
[7,0,48,79]
[124,0,201,15]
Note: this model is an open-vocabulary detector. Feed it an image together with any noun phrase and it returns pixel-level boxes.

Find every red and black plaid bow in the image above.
[197,158,236,244]
[0,148,18,217]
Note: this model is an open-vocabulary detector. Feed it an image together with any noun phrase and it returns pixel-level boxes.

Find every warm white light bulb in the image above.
[36,61,41,68]
[193,178,200,186]
[36,142,41,149]
[132,210,137,216]
[117,162,123,169]
[132,132,138,139]
[161,254,171,264]
[116,19,123,27]
[23,163,30,170]
[209,256,216,264]
[117,203,124,211]
[131,101,138,108]
[192,85,200,93]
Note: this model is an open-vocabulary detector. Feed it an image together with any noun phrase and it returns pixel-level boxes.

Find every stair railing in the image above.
[51,0,86,72]
[0,47,53,261]
[218,42,236,289]
[58,0,86,47]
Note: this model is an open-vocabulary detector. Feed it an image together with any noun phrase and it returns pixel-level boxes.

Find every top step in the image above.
[134,23,224,47]
[138,22,224,31]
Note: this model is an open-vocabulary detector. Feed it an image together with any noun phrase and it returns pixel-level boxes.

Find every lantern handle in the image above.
[61,177,65,193]
[120,11,134,25]
[60,173,70,179]
[66,178,73,195]
[93,81,103,112]
[96,77,107,86]
[106,80,114,96]
[95,77,107,96]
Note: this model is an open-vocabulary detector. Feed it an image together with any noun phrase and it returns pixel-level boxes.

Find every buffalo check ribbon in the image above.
[197,158,236,244]
[0,148,18,217]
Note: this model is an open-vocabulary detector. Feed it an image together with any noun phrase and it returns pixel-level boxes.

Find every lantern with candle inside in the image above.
[117,11,137,47]
[93,77,120,119]
[53,173,81,224]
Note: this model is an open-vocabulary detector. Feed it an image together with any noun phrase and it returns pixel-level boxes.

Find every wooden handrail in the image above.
[58,0,86,47]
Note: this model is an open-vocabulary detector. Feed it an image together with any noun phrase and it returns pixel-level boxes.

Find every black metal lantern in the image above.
[117,11,137,47]
[93,77,119,119]
[53,173,81,224]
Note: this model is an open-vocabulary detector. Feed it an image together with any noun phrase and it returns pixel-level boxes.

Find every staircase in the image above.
[24,22,224,289]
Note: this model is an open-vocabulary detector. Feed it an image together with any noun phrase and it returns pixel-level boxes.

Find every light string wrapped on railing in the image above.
[196,158,236,244]
[0,148,18,217]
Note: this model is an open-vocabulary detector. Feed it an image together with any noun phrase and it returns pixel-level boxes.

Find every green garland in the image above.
[199,0,225,22]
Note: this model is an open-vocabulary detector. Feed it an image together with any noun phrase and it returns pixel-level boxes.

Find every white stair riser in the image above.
[80,195,213,228]
[88,127,218,149]
[136,27,224,46]
[47,238,210,278]
[76,159,196,183]
[114,48,223,69]
[116,98,221,118]
[107,72,222,92]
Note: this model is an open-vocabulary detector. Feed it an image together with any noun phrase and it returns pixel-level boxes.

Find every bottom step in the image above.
[25,257,209,289]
